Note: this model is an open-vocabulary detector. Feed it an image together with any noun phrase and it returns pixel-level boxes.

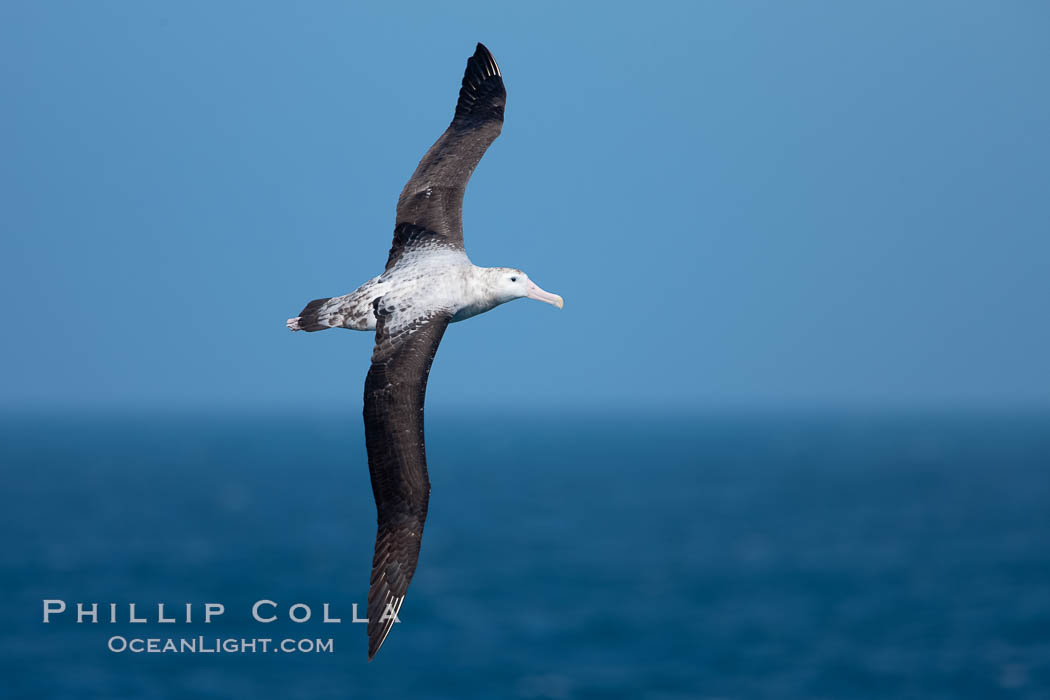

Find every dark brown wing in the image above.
[382,222,452,272]
[390,43,505,257]
[362,301,452,659]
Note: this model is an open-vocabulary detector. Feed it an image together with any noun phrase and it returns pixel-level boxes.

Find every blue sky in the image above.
[2,2,1048,411]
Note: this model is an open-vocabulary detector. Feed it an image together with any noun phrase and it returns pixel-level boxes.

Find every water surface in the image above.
[2,410,1048,698]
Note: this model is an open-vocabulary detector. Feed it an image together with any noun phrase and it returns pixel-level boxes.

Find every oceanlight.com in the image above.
[107,636,334,654]
[42,599,401,655]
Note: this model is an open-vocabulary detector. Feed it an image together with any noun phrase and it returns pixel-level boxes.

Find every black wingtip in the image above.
[454,42,505,123]
[367,633,384,661]
[470,42,500,78]
[474,43,497,69]
[366,592,405,661]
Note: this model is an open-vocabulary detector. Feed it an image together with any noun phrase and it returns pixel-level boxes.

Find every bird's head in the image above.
[489,268,563,309]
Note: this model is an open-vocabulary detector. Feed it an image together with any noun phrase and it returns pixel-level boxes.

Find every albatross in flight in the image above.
[286,43,562,659]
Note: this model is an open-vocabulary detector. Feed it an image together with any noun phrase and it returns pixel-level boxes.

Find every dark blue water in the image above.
[2,410,1049,699]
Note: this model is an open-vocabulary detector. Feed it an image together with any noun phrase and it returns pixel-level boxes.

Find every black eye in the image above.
[510,276,518,282]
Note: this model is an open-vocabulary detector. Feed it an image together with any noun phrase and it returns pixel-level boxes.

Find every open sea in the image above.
[1,409,1048,699]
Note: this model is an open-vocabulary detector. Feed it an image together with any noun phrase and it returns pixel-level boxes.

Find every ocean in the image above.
[1,409,1048,699]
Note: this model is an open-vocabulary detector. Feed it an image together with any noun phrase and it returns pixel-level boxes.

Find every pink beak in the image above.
[525,280,564,309]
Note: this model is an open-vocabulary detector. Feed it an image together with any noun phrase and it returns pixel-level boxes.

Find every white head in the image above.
[488,267,564,309]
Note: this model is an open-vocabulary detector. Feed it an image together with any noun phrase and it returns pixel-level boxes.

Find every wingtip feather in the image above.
[367,594,405,660]
[473,42,501,76]
[454,42,505,122]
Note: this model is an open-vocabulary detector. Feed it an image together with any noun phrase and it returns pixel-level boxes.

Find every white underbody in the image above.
[290,247,505,333]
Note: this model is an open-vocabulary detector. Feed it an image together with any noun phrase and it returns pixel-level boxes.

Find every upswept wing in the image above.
[389,43,505,259]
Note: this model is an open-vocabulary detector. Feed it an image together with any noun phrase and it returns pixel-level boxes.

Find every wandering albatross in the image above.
[286,43,562,659]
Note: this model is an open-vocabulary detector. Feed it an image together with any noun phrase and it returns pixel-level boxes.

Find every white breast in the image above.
[378,249,483,331]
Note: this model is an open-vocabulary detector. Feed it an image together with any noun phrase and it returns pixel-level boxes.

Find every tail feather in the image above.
[287,297,332,332]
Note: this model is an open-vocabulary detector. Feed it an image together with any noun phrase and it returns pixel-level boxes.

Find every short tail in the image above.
[286,297,332,332]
